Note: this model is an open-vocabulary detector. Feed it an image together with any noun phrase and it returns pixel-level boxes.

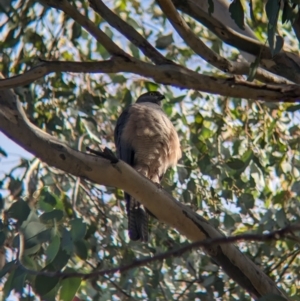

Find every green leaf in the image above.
[59,272,82,301]
[39,189,57,211]
[0,231,5,246]
[129,43,140,58]
[273,191,289,206]
[35,274,60,297]
[74,240,88,260]
[282,2,297,24]
[10,266,26,294]
[22,255,38,270]
[226,158,245,170]
[51,248,70,270]
[39,283,59,301]
[46,235,61,264]
[199,127,213,140]
[85,222,97,239]
[145,82,159,92]
[241,149,253,164]
[224,213,235,228]
[0,261,16,279]
[247,56,260,82]
[0,147,7,157]
[7,199,30,225]
[97,43,110,59]
[21,221,49,246]
[177,166,189,184]
[71,22,82,40]
[70,219,87,242]
[265,0,281,24]
[238,193,255,209]
[61,229,74,254]
[265,0,280,55]
[75,115,84,134]
[13,221,52,255]
[195,113,204,125]
[291,181,300,194]
[275,209,288,228]
[0,194,3,211]
[286,104,300,112]
[249,0,256,23]
[122,89,132,106]
[169,95,185,104]
[155,33,173,49]
[229,0,245,30]
[3,269,15,299]
[40,209,64,223]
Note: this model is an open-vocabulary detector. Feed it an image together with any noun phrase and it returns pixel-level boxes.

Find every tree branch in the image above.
[17,222,299,288]
[0,58,300,101]
[0,88,290,299]
[38,0,129,59]
[157,0,231,72]
[156,0,292,85]
[39,0,295,85]
[172,0,300,84]
[88,0,172,65]
[158,0,294,85]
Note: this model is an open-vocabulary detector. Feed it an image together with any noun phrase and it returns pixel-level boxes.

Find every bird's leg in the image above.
[154,182,163,189]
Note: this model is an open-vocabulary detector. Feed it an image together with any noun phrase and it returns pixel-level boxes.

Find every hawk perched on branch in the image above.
[114,91,181,242]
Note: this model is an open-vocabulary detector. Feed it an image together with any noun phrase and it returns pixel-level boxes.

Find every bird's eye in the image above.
[149,92,154,96]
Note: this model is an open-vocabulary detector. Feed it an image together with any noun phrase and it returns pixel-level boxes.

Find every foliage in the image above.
[0,0,300,300]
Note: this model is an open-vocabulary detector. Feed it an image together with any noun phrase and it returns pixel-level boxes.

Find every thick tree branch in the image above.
[172,0,300,84]
[0,58,300,101]
[40,0,293,86]
[157,0,230,72]
[38,0,129,59]
[88,0,172,65]
[0,89,289,299]
[181,0,258,64]
[229,62,294,84]
[156,0,292,85]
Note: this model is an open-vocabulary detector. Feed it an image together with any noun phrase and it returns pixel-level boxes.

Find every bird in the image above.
[114,91,181,242]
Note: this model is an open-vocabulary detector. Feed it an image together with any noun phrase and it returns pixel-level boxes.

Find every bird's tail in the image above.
[125,193,148,242]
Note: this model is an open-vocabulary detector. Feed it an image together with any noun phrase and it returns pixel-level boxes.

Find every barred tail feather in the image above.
[125,193,148,242]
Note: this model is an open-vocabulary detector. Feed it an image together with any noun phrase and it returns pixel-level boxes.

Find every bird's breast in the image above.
[121,103,181,179]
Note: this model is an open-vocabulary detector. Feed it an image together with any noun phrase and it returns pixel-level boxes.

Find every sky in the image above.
[0,133,33,197]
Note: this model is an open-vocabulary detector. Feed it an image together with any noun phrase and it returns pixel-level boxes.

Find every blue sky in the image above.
[0,133,33,196]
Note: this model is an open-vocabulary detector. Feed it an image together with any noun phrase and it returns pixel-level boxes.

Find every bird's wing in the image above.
[114,107,135,166]
[114,106,148,241]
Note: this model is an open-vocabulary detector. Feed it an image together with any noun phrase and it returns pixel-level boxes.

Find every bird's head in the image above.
[136,91,165,106]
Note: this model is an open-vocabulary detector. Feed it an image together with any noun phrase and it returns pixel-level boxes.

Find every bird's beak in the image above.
[159,95,165,101]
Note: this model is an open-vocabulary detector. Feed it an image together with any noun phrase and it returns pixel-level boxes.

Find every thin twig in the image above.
[14,223,300,280]
[277,250,300,281]
[105,276,136,300]
[159,282,169,301]
[89,0,172,65]
[38,0,129,59]
[175,279,197,301]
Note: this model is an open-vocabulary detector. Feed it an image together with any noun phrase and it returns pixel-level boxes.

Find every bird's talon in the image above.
[155,183,163,189]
